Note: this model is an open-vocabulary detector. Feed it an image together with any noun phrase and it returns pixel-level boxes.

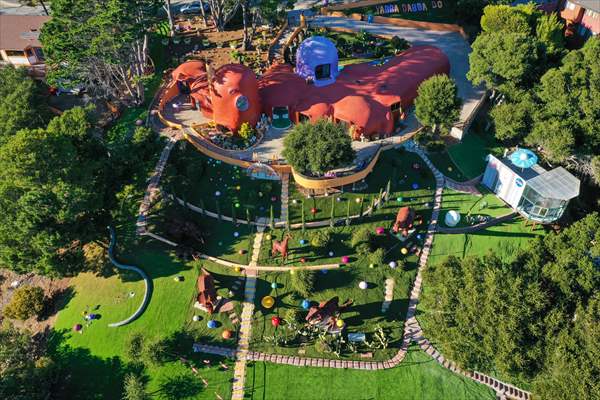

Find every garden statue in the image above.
[271,233,292,260]
[305,296,353,331]
[392,206,415,237]
[197,268,218,314]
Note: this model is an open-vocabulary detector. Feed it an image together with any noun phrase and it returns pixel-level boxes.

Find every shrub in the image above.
[350,226,371,248]
[4,285,45,320]
[311,229,332,248]
[368,248,385,266]
[238,122,254,140]
[425,140,446,153]
[284,308,302,324]
[126,333,145,360]
[82,241,109,272]
[390,36,410,53]
[290,270,316,298]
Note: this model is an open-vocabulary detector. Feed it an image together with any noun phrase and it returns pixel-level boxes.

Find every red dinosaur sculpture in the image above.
[197,268,218,314]
[305,296,353,326]
[392,206,415,237]
[271,233,291,260]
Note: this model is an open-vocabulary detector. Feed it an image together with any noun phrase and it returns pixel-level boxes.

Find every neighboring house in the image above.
[482,154,580,224]
[0,15,50,78]
[560,0,600,40]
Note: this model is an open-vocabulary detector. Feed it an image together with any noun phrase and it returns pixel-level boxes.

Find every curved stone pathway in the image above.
[106,227,152,327]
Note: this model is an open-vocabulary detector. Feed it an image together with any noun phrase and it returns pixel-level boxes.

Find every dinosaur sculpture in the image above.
[392,206,415,237]
[271,233,291,260]
[197,268,218,314]
[305,296,353,330]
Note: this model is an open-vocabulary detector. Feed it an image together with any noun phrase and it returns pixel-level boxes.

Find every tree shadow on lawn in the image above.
[344,299,408,327]
[46,328,143,400]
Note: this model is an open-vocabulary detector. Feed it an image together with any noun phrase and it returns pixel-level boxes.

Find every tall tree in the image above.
[414,74,462,134]
[206,0,241,32]
[468,32,540,96]
[0,324,58,400]
[40,0,159,105]
[0,107,108,276]
[480,4,534,35]
[0,65,48,142]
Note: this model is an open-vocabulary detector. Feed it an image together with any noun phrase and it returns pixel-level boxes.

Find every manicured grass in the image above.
[245,344,495,400]
[427,215,546,266]
[288,149,436,223]
[164,143,282,221]
[439,187,513,229]
[447,131,503,180]
[50,243,236,399]
[427,150,469,181]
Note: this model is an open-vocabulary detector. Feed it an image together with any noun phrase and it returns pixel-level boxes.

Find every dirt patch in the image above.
[0,269,71,335]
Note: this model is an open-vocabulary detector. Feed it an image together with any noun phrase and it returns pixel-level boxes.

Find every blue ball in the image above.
[271,282,278,289]
[299,239,306,245]
[411,183,419,190]
[207,320,217,329]
[320,269,328,274]
[301,299,310,309]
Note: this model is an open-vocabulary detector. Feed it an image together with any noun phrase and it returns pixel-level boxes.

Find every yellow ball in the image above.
[234,266,242,272]
[336,319,344,328]
[401,248,408,255]
[266,234,272,240]
[289,269,295,275]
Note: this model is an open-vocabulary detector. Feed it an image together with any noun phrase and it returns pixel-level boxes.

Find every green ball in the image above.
[235,203,240,208]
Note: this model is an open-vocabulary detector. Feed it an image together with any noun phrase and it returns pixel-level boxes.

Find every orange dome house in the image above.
[208,64,261,132]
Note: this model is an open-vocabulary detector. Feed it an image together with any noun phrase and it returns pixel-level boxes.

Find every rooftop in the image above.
[527,167,581,200]
[0,15,49,50]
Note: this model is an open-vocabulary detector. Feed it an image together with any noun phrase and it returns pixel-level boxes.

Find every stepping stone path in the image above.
[381,278,395,313]
[231,221,265,400]
[280,173,289,226]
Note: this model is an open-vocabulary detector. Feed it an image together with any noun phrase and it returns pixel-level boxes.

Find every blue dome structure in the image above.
[295,36,339,87]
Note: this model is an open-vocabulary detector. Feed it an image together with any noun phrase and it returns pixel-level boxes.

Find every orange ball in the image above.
[222,329,232,339]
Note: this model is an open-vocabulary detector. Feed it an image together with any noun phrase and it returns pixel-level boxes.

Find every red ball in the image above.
[310,207,317,214]
[271,316,281,327]
[300,257,306,263]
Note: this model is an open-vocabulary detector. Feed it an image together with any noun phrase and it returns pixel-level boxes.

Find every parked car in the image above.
[180,1,209,14]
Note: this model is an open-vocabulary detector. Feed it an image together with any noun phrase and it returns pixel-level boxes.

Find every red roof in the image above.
[0,15,49,50]
[258,45,450,137]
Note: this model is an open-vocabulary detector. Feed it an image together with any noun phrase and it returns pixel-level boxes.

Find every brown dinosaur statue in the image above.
[392,206,415,237]
[271,233,292,260]
[305,296,354,324]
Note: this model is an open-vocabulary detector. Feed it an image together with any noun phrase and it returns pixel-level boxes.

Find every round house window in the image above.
[235,95,249,111]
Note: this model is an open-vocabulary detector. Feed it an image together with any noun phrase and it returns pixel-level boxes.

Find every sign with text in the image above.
[375,1,444,15]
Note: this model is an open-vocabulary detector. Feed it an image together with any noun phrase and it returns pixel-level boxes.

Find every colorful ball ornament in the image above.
[289,269,296,275]
[300,257,306,263]
[389,261,398,269]
[233,232,240,238]
[355,198,362,203]
[238,249,246,255]
[411,183,419,190]
[215,191,221,196]
[375,227,385,235]
[396,197,403,202]
[336,319,345,328]
[207,320,217,329]
[222,330,232,339]
[271,282,278,289]
[310,207,317,214]
[258,192,263,197]
[234,266,242,272]
[359,281,368,290]
[235,203,240,208]
[261,296,275,309]
[271,316,281,327]
[266,234,272,240]
[341,255,350,264]
[301,299,311,309]
[369,263,375,269]
[401,247,408,255]
[328,251,334,257]
[299,239,306,245]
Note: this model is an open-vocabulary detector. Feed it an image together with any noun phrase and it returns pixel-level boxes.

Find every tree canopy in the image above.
[414,74,462,133]
[40,0,159,105]
[421,213,600,396]
[0,107,108,276]
[282,119,356,176]
[0,66,48,143]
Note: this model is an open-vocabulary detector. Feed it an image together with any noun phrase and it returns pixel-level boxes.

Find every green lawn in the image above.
[50,243,237,399]
[245,344,495,400]
[447,131,503,180]
[163,143,282,221]
[288,149,436,224]
[427,215,546,266]
[439,187,513,229]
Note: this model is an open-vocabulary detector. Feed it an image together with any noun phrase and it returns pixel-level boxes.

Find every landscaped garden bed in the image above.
[162,141,282,221]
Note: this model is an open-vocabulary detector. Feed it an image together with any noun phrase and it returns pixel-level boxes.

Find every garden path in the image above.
[231,222,263,400]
